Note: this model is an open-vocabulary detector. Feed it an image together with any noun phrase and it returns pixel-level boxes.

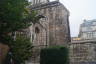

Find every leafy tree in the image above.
[12,35,33,64]
[0,0,41,44]
[0,0,44,64]
[4,35,33,64]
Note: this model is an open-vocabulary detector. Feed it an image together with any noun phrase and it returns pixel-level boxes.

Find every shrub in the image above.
[4,35,33,64]
[40,46,69,64]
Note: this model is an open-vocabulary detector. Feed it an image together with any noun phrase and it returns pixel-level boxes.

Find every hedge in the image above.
[40,46,69,64]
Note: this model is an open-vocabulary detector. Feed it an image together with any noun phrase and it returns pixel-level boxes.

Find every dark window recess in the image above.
[35,27,40,33]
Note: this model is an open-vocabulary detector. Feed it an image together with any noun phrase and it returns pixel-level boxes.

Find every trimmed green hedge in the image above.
[40,46,69,64]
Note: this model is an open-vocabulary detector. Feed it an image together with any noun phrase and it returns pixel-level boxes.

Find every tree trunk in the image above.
[0,43,10,64]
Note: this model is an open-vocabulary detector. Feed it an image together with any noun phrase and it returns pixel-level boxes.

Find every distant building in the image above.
[71,37,81,42]
[79,19,96,40]
[70,19,96,64]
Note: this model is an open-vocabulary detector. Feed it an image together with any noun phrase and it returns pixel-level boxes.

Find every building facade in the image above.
[79,19,96,40]
[26,0,71,63]
[29,0,70,47]
[70,19,96,64]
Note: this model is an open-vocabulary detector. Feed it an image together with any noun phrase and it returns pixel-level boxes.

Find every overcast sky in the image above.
[50,0,96,37]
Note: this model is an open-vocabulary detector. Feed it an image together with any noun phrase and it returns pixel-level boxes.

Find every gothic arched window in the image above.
[35,27,40,34]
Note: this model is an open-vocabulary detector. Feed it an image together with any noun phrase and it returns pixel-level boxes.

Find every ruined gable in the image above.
[29,1,70,47]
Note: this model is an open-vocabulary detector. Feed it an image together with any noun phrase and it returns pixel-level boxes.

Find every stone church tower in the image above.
[26,0,71,63]
[29,0,71,47]
[31,0,49,5]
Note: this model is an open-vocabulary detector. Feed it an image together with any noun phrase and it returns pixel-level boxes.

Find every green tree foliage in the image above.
[40,46,69,64]
[0,0,43,63]
[0,0,39,44]
[11,36,33,64]
[3,35,33,64]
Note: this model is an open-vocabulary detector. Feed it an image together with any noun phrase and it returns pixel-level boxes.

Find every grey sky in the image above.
[51,0,96,37]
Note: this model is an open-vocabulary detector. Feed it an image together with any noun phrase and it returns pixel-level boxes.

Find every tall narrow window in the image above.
[35,27,40,34]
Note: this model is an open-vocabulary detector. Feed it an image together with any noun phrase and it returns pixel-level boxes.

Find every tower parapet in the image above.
[31,0,49,5]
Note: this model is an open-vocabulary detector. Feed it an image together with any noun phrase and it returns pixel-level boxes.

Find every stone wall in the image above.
[30,1,71,47]
[69,42,96,64]
[0,43,9,64]
[26,1,71,64]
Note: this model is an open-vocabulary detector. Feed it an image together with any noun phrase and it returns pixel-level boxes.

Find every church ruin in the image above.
[29,0,70,47]
[26,0,71,63]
